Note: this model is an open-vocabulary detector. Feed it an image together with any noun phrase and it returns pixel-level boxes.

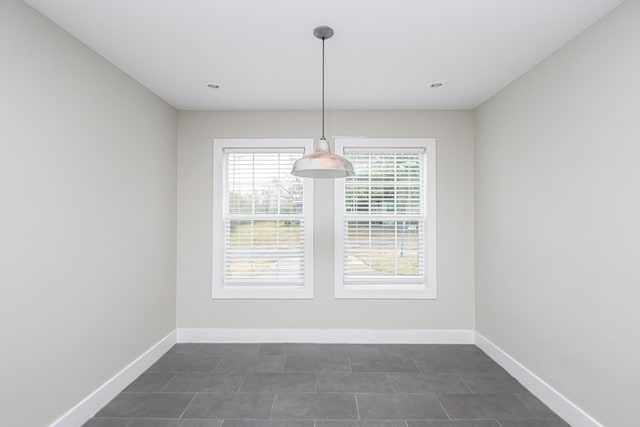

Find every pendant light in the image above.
[291,26,355,178]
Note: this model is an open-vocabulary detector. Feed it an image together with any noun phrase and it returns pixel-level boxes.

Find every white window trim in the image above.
[334,138,437,299]
[212,138,314,299]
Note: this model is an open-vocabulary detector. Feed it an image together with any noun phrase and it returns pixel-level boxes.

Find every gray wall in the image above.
[0,1,177,426]
[474,2,640,426]
[177,110,475,329]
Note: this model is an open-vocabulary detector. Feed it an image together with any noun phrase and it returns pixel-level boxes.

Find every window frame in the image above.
[334,138,437,299]
[212,138,314,299]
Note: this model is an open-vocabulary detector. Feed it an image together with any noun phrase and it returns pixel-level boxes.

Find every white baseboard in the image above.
[50,329,177,427]
[177,328,474,344]
[475,332,603,427]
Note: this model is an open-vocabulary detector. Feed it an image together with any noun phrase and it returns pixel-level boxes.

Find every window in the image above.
[212,139,314,299]
[334,138,436,299]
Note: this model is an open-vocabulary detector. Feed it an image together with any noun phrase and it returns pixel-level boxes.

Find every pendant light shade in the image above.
[291,26,355,179]
[291,137,355,178]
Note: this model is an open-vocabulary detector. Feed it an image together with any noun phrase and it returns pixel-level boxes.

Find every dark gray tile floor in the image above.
[84,344,569,427]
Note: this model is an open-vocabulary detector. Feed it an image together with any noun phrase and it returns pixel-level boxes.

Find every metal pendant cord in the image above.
[322,36,325,140]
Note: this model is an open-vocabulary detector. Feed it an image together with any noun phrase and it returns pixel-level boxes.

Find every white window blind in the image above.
[213,139,314,299]
[343,148,425,284]
[224,149,305,284]
[334,138,437,299]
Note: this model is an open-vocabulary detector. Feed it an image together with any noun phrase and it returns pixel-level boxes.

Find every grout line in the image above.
[122,391,195,394]
[237,374,247,393]
[178,392,198,419]
[410,357,423,373]
[387,373,397,393]
[514,391,543,419]
[456,372,474,393]
[268,393,277,419]
[157,373,176,392]
[434,393,452,420]
[211,357,222,373]
[347,355,353,373]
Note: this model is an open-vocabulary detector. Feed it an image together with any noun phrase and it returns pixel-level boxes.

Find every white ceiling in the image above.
[25,0,623,110]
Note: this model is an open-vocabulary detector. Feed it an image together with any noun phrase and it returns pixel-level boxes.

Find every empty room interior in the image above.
[2,0,639,426]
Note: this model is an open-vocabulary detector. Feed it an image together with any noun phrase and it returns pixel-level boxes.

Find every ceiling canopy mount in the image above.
[313,26,334,40]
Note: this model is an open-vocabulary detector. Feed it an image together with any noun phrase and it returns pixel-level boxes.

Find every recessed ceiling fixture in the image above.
[430,82,444,88]
[204,82,220,89]
[291,26,355,179]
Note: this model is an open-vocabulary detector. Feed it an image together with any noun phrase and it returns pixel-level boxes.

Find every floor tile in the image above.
[270,392,358,419]
[258,343,319,357]
[412,345,505,373]
[168,344,260,358]
[128,419,223,427]
[182,393,273,419]
[482,358,509,373]
[407,421,500,427]
[449,345,493,358]
[317,372,393,393]
[83,419,132,427]
[284,355,350,372]
[379,345,478,360]
[208,344,261,357]
[147,354,220,373]
[459,372,528,393]
[239,372,316,392]
[315,421,407,427]
[458,348,507,373]
[124,373,175,392]
[222,421,313,427]
[213,356,285,373]
[165,344,207,356]
[416,346,506,374]
[388,372,471,393]
[162,373,244,392]
[497,421,570,427]
[414,357,490,374]
[437,393,536,419]
[515,393,564,420]
[376,344,438,358]
[350,355,419,372]
[356,393,448,420]
[95,393,195,418]
[318,344,382,357]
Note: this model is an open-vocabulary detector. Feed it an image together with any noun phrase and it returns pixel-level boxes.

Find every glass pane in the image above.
[226,151,304,216]
[343,151,423,215]
[344,220,422,278]
[225,219,304,280]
